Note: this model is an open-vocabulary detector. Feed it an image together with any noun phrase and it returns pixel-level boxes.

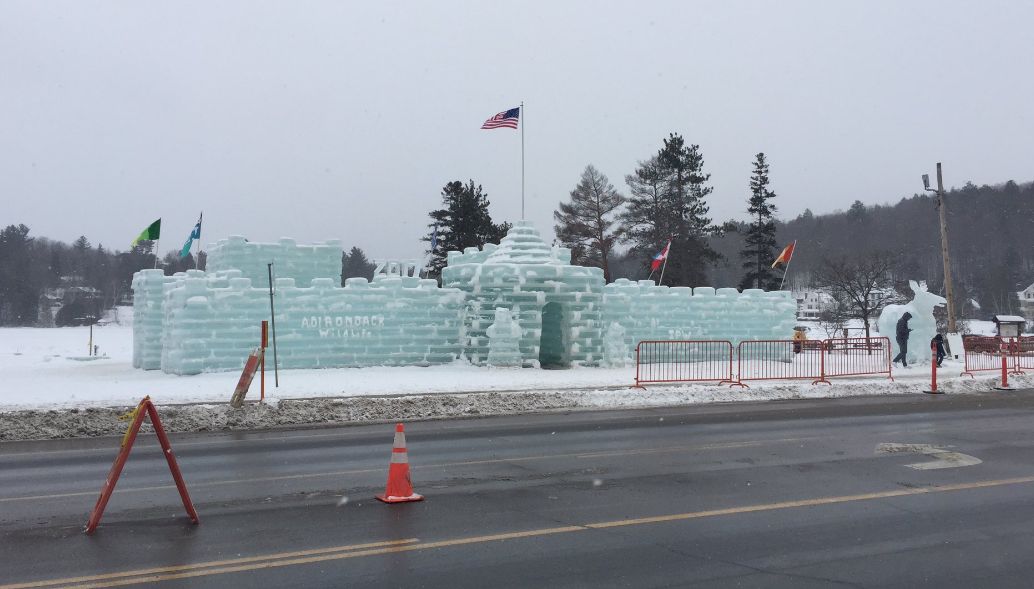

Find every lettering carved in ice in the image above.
[301,315,385,338]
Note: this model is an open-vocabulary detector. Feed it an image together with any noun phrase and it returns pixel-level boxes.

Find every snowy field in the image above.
[0,313,1024,413]
[0,322,641,411]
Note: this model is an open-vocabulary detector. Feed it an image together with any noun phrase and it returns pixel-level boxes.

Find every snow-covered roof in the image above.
[993,315,1026,323]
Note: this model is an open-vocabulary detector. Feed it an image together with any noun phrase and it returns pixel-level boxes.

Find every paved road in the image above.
[4,391,1034,588]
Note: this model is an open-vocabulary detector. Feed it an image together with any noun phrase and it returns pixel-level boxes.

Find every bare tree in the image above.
[554,164,625,282]
[815,253,897,340]
[817,292,852,339]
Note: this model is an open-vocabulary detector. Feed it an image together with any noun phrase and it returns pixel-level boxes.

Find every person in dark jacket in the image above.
[893,312,912,367]
[932,333,946,367]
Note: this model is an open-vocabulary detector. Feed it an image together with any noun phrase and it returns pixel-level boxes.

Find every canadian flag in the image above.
[651,239,671,272]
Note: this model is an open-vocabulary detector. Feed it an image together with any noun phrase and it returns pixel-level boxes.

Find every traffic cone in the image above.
[376,423,424,503]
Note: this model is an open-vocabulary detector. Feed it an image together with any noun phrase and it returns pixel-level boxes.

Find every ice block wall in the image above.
[205,236,343,287]
[601,279,798,354]
[442,222,605,366]
[159,274,466,375]
[132,269,184,369]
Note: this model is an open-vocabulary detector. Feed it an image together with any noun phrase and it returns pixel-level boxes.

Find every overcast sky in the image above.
[2,1,1032,259]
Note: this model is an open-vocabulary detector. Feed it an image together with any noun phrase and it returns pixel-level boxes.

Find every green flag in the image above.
[131,218,161,248]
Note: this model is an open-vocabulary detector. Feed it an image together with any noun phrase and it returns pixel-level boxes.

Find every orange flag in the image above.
[771,241,795,268]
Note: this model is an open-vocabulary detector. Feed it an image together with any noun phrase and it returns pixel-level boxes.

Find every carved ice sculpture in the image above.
[486,308,523,367]
[603,322,631,368]
[877,280,946,365]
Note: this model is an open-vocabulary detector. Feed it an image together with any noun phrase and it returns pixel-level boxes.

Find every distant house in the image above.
[1018,282,1034,322]
[793,288,833,320]
[37,278,103,327]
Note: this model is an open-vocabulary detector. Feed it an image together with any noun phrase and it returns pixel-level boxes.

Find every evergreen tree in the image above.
[619,156,666,263]
[0,224,39,325]
[162,250,194,274]
[72,235,92,279]
[553,164,625,281]
[619,133,719,285]
[738,153,780,290]
[342,246,376,283]
[424,180,510,277]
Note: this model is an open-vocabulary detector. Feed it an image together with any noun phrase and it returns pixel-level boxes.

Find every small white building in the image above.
[793,288,834,320]
[993,315,1027,338]
[1018,282,1034,322]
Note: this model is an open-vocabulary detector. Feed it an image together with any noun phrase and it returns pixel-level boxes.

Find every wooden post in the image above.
[935,163,957,333]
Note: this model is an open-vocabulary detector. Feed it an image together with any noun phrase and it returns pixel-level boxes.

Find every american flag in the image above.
[481,107,520,130]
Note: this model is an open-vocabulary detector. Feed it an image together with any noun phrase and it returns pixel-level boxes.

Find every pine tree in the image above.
[424,180,510,277]
[72,235,92,278]
[619,133,719,285]
[0,224,38,325]
[553,164,625,282]
[739,153,780,290]
[342,246,376,283]
[619,156,666,259]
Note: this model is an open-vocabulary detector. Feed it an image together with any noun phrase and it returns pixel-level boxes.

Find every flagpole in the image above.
[520,101,525,221]
[152,232,161,270]
[194,212,202,270]
[778,239,797,291]
[658,238,671,286]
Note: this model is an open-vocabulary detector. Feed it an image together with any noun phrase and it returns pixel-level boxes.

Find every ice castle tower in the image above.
[442,221,605,367]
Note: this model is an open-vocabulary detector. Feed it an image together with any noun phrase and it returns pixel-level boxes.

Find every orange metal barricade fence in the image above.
[634,338,896,388]
[1015,336,1034,372]
[733,340,830,387]
[634,340,734,387]
[961,336,1007,377]
[822,337,893,381]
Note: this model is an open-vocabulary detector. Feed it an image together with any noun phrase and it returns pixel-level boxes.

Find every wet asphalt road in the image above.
[4,390,1034,588]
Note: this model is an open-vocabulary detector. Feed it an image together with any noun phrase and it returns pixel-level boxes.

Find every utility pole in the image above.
[924,163,957,333]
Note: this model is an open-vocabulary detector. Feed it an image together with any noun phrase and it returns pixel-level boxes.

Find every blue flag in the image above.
[179,213,203,258]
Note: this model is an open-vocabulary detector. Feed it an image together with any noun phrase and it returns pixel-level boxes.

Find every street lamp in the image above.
[922,163,957,333]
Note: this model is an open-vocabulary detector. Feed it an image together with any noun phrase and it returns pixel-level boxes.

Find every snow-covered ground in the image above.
[0,315,1023,412]
[3,315,1032,440]
[1,322,644,411]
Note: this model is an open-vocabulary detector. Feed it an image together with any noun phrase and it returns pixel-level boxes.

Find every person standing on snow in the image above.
[932,333,946,367]
[893,312,912,367]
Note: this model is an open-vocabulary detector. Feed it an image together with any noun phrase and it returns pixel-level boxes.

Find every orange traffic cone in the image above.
[376,423,424,503]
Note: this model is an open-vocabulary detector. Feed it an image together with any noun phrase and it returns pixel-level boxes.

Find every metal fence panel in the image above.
[961,336,1006,376]
[735,340,828,386]
[823,337,892,380]
[634,340,734,387]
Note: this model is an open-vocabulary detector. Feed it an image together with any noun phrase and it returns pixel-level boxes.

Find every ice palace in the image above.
[132,222,797,375]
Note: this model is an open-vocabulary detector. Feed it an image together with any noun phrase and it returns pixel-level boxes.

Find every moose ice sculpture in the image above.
[877,280,946,365]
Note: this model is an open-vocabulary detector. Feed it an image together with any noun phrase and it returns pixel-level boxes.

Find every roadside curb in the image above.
[1,373,1029,442]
